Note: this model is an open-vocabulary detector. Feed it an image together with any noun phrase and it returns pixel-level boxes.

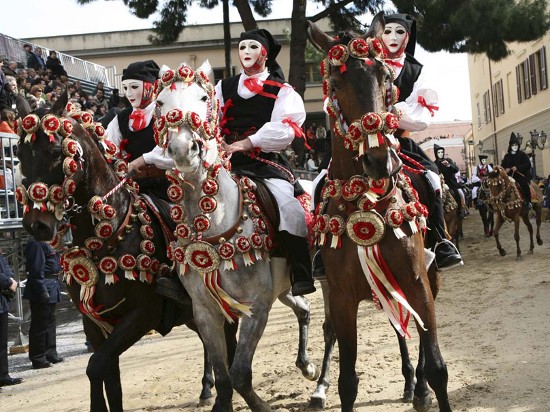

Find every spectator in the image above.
[45,51,67,80]
[27,67,38,81]
[305,152,317,171]
[0,61,5,89]
[93,89,109,111]
[0,252,23,387]
[23,237,63,369]
[29,85,45,108]
[16,76,29,97]
[0,109,16,134]
[108,88,120,109]
[27,46,45,72]
[0,76,18,112]
[95,104,107,121]
[92,81,105,96]
[2,61,18,78]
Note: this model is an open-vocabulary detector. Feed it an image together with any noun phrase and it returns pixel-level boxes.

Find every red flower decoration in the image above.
[85,237,104,251]
[63,157,78,176]
[138,211,151,224]
[348,38,369,58]
[166,109,184,126]
[170,205,184,222]
[22,114,39,133]
[175,223,191,239]
[386,209,404,228]
[161,69,176,86]
[250,233,263,249]
[328,216,345,236]
[361,112,382,134]
[63,178,76,196]
[235,236,251,253]
[178,65,194,82]
[140,240,155,255]
[140,224,154,239]
[249,203,262,218]
[49,185,64,204]
[119,254,136,270]
[80,112,93,127]
[193,215,210,232]
[28,182,48,202]
[319,59,328,78]
[105,140,117,156]
[199,196,217,213]
[15,186,28,205]
[99,256,117,274]
[60,119,73,137]
[219,242,235,259]
[190,249,214,269]
[94,124,106,138]
[328,44,349,66]
[167,184,184,203]
[173,246,185,263]
[100,204,116,220]
[202,179,219,196]
[368,38,383,57]
[95,221,114,239]
[187,112,202,130]
[383,112,400,132]
[62,138,78,156]
[255,218,267,232]
[88,196,104,214]
[352,221,376,241]
[137,255,152,271]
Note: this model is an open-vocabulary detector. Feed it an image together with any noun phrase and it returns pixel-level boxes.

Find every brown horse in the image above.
[441,176,461,249]
[308,13,451,412]
[486,165,543,259]
[15,94,234,411]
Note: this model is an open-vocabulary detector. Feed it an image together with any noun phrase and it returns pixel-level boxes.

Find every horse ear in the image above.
[15,94,31,118]
[307,20,335,53]
[365,11,385,39]
[51,90,69,116]
[197,60,212,78]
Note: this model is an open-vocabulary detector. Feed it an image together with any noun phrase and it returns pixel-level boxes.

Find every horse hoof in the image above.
[301,363,321,381]
[308,396,326,410]
[198,396,214,407]
[499,249,506,257]
[413,394,432,411]
[516,255,523,261]
[402,390,414,403]
[528,250,534,255]
[537,238,543,246]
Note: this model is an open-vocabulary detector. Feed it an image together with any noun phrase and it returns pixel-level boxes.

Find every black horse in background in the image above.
[476,179,494,237]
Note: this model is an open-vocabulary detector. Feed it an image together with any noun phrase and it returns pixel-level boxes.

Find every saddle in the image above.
[248,177,280,232]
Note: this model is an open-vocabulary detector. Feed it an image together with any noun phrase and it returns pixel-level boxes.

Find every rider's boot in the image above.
[155,267,192,305]
[280,231,317,296]
[311,246,327,281]
[424,171,464,272]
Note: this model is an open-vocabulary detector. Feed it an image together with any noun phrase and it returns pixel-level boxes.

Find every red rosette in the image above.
[95,221,114,239]
[348,38,369,58]
[323,179,342,199]
[250,232,263,249]
[315,214,329,233]
[175,223,191,239]
[65,102,76,114]
[88,196,104,215]
[264,235,274,250]
[166,109,184,127]
[385,209,404,228]
[415,201,429,217]
[118,254,137,271]
[100,204,116,220]
[383,112,400,132]
[401,202,418,221]
[199,195,217,213]
[343,136,355,151]
[322,79,330,98]
[166,244,174,261]
[167,184,184,203]
[219,242,235,260]
[341,182,354,201]
[240,176,253,190]
[193,215,210,232]
[346,210,385,247]
[63,157,79,176]
[186,111,202,131]
[171,245,185,263]
[358,197,377,211]
[59,118,73,138]
[235,236,251,253]
[187,243,219,272]
[320,59,328,78]
[140,224,154,239]
[202,178,219,196]
[28,182,48,202]
[99,256,118,274]
[104,140,118,156]
[361,112,382,134]
[94,124,106,138]
[368,37,383,57]
[170,205,185,222]
[136,254,152,271]
[161,69,176,87]
[80,112,93,128]
[154,115,166,136]
[245,190,257,202]
[62,138,78,156]
[140,239,156,255]
[346,122,363,144]
[328,44,349,66]
[177,65,195,82]
[255,217,267,232]
[42,114,61,136]
[69,256,98,287]
[133,199,147,212]
[210,163,222,178]
[49,185,65,204]
[248,203,262,218]
[165,170,180,185]
[63,178,76,196]
[348,176,369,196]
[325,101,338,120]
[369,177,389,193]
[85,237,104,251]
[22,114,40,134]
[328,216,346,235]
[151,259,160,274]
[138,212,151,224]
[15,186,28,205]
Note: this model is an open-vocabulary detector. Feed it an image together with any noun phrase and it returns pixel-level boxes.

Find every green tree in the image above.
[76,0,550,95]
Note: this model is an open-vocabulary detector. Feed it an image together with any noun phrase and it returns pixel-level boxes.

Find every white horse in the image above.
[155,61,318,411]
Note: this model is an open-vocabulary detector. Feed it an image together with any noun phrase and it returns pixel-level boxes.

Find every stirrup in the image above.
[433,240,463,272]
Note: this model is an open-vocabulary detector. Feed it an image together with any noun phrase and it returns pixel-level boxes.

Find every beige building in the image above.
[468,26,550,179]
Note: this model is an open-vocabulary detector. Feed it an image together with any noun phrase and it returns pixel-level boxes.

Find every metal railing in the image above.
[0,32,113,88]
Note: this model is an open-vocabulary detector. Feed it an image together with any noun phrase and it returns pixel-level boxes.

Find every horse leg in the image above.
[309,280,336,410]
[83,317,109,412]
[277,292,319,381]
[514,216,523,259]
[411,341,433,411]
[535,205,543,245]
[493,214,506,256]
[393,323,416,402]
[521,211,535,255]
[230,306,271,412]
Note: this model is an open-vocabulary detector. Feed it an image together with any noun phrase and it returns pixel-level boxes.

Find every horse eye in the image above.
[200,95,208,102]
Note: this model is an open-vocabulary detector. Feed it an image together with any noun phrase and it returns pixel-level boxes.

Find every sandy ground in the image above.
[2,213,550,412]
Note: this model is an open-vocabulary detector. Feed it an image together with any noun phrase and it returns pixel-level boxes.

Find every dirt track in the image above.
[3,213,550,411]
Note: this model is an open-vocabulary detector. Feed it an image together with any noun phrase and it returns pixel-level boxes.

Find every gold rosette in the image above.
[346,210,385,247]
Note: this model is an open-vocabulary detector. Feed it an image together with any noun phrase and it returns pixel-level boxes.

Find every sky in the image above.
[2,0,472,122]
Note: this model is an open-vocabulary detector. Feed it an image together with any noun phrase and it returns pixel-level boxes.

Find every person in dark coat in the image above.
[434,143,462,214]
[501,132,532,207]
[0,253,23,386]
[23,238,63,369]
[45,51,68,80]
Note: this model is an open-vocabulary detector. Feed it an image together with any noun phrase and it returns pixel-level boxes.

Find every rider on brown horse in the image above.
[434,144,462,215]
[501,132,533,209]
[471,154,493,203]
[382,13,462,271]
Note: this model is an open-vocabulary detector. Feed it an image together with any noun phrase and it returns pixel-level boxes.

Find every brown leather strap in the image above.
[134,164,166,179]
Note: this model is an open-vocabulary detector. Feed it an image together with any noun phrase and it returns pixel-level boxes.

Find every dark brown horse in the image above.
[486,165,543,259]
[308,14,451,412]
[15,95,233,411]
[441,176,461,249]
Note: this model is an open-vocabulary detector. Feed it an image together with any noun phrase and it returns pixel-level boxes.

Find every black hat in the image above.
[23,43,32,49]
[478,154,488,161]
[509,132,520,146]
[122,60,160,84]
[384,13,417,56]
[434,143,445,154]
[239,29,285,79]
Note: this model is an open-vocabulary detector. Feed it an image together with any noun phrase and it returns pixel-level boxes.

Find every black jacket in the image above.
[0,255,15,314]
[23,239,61,304]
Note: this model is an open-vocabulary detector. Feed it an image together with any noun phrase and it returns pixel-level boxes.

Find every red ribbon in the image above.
[243,78,282,100]
[384,59,404,69]
[282,118,310,150]
[417,96,439,117]
[129,110,146,131]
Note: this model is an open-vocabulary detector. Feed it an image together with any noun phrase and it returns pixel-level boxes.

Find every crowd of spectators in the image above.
[0,43,127,133]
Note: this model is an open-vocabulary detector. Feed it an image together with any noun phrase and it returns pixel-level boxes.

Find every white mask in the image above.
[122,79,144,109]
[481,158,487,165]
[239,39,267,73]
[436,149,445,159]
[510,144,519,153]
[382,23,409,58]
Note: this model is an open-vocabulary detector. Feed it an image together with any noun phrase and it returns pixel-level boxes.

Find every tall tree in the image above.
[76,0,550,94]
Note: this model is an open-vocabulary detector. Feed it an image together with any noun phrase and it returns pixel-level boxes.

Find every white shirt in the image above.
[106,102,174,169]
[214,68,306,152]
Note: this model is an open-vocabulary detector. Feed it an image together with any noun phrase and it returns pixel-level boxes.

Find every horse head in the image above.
[486,165,509,198]
[17,91,120,242]
[155,61,220,177]
[308,12,402,180]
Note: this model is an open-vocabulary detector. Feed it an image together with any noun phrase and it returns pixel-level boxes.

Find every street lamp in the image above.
[477,140,496,155]
[523,130,547,179]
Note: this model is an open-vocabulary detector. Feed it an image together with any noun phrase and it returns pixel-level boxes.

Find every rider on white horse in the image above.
[215,29,316,296]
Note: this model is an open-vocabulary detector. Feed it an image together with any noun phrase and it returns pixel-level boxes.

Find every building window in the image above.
[523,59,531,99]
[212,66,235,84]
[537,46,548,90]
[483,90,491,123]
[516,66,522,103]
[476,101,482,129]
[495,79,504,115]
[529,54,538,95]
[305,62,323,84]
